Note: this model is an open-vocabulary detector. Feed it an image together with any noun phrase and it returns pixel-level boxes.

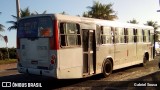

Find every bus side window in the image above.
[60,23,66,46]
[59,22,81,47]
[124,28,128,43]
[133,29,137,43]
[128,28,135,43]
[145,30,149,42]
[137,29,143,43]
[76,24,81,45]
[115,27,125,43]
[111,27,115,43]
[148,30,150,42]
[101,26,113,44]
[142,29,146,42]
[96,25,102,45]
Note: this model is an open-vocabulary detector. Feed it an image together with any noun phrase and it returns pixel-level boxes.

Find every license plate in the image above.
[31,61,38,64]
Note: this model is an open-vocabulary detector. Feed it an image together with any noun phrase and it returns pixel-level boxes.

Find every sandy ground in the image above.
[0,63,17,71]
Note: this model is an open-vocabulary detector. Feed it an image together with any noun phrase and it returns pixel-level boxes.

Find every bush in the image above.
[0,48,17,60]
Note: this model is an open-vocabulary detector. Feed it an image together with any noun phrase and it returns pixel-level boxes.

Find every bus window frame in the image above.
[115,27,125,44]
[100,26,114,44]
[18,16,53,38]
[127,28,134,43]
[59,22,81,48]
[137,29,143,43]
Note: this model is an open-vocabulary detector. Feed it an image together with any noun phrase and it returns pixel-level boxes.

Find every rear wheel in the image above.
[142,56,147,67]
[102,59,113,77]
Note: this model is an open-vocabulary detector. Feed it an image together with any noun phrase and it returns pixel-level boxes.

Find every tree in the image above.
[7,7,47,30]
[145,21,159,42]
[145,21,158,30]
[127,18,139,24]
[7,7,31,31]
[83,1,118,20]
[31,10,47,15]
[0,12,5,32]
[60,11,68,15]
[7,15,17,30]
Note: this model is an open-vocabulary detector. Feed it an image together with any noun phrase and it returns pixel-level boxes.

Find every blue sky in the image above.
[0,0,160,48]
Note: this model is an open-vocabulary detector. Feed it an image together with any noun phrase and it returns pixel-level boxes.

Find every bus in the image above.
[17,14,154,79]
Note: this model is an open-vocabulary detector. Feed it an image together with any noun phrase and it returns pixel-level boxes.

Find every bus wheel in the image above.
[102,59,113,77]
[142,56,147,67]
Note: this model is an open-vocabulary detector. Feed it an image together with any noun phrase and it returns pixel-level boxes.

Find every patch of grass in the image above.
[0,59,17,65]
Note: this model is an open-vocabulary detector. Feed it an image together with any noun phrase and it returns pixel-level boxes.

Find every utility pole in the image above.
[16,0,21,20]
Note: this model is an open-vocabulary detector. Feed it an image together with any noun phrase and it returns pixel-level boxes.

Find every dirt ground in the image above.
[0,57,159,90]
[0,63,17,71]
[57,57,160,90]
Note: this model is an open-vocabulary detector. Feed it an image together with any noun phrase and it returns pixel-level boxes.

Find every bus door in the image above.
[82,29,96,75]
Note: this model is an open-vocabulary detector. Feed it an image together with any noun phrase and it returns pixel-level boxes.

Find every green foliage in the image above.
[0,12,5,31]
[0,48,16,60]
[0,59,17,65]
[83,1,118,20]
[145,21,158,30]
[127,18,139,24]
[7,7,47,31]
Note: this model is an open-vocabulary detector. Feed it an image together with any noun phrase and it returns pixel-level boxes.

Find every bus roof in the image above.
[18,13,154,30]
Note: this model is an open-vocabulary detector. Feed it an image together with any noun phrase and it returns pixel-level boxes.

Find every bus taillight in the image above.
[51,55,56,64]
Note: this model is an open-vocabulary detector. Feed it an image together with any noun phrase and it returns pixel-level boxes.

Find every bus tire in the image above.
[142,56,147,67]
[102,59,113,77]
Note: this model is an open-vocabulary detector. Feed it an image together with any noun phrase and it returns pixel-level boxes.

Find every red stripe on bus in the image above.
[50,20,59,50]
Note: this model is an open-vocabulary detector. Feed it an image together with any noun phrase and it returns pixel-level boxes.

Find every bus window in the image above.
[60,23,66,46]
[101,26,113,44]
[38,17,53,37]
[115,27,125,43]
[137,29,143,42]
[96,25,102,45]
[60,22,81,47]
[124,28,128,43]
[144,30,150,42]
[142,30,146,42]
[127,28,134,43]
[18,17,53,38]
[148,30,150,42]
[133,29,137,43]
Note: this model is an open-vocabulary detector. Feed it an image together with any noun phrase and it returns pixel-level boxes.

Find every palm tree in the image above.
[7,15,17,30]
[7,7,47,31]
[127,18,139,24]
[0,12,5,32]
[20,7,31,17]
[31,10,47,15]
[83,1,118,20]
[60,11,67,15]
[7,7,31,31]
[145,21,158,30]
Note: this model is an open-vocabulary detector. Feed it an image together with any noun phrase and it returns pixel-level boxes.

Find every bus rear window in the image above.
[18,17,53,38]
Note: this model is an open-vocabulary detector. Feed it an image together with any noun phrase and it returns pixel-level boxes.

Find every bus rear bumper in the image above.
[17,66,57,78]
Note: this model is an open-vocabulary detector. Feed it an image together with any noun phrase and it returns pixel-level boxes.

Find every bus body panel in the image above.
[17,49,58,78]
[96,44,114,73]
[114,44,128,70]
[57,48,83,79]
[127,43,137,65]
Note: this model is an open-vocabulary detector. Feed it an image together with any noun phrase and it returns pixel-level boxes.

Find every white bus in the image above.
[17,14,154,79]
